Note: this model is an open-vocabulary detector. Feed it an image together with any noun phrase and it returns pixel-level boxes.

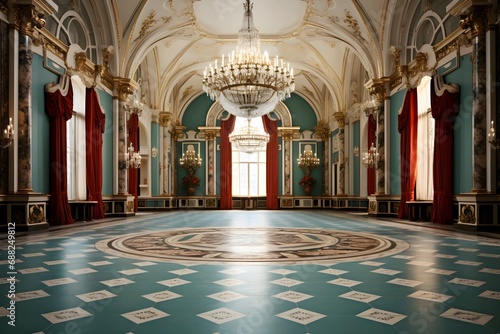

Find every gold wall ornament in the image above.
[278,127,301,141]
[198,127,220,141]
[173,124,186,141]
[114,78,138,102]
[14,3,47,38]
[460,204,476,224]
[29,205,45,224]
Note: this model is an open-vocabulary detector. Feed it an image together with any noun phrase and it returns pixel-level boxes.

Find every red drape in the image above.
[128,113,139,212]
[85,88,106,219]
[220,115,236,209]
[45,79,74,226]
[397,88,418,219]
[262,115,279,209]
[367,114,376,195]
[431,77,460,224]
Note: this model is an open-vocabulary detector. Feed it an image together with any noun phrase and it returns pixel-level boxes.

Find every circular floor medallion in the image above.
[95,228,409,264]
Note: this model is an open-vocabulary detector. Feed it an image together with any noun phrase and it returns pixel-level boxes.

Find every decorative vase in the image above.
[187,184,195,196]
[304,185,311,195]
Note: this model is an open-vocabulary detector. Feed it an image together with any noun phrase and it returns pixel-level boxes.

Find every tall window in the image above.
[231,117,267,196]
[416,75,434,200]
[67,76,86,200]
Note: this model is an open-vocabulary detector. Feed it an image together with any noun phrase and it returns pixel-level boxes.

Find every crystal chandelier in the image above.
[180,145,202,174]
[1,117,14,148]
[297,145,320,175]
[202,0,295,118]
[125,142,141,169]
[362,142,379,169]
[229,118,269,153]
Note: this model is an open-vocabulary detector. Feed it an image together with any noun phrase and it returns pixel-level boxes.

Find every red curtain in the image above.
[367,114,376,195]
[397,88,418,219]
[85,88,106,219]
[128,113,139,212]
[431,77,460,224]
[220,115,236,209]
[262,115,279,209]
[45,79,74,226]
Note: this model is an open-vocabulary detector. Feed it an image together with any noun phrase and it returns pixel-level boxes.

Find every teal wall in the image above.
[284,93,317,129]
[389,89,406,195]
[97,89,113,196]
[151,123,160,195]
[182,94,212,130]
[445,56,473,193]
[352,121,360,196]
[32,54,58,194]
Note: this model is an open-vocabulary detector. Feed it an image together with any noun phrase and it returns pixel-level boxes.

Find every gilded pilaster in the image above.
[172,124,185,195]
[460,5,491,192]
[115,79,135,194]
[199,127,220,196]
[332,114,345,195]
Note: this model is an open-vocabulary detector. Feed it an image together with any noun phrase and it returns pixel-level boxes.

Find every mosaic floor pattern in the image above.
[96,227,409,263]
[1,210,500,334]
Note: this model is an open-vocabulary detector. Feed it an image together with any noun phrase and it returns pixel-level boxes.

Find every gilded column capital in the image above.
[332,113,346,130]
[198,127,220,141]
[172,123,186,142]
[114,78,138,102]
[159,112,173,127]
[13,2,49,37]
[365,78,389,103]
[459,5,491,37]
[278,127,300,141]
[314,119,331,140]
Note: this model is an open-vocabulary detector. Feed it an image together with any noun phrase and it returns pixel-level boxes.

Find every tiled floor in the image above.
[1,210,500,333]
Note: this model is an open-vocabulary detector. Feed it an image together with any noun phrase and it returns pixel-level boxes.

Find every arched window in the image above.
[231,117,267,196]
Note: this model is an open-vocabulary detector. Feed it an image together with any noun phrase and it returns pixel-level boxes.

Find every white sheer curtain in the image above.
[67,75,87,200]
[416,76,434,200]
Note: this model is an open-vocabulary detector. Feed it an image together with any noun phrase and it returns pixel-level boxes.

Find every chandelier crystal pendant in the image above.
[229,118,269,153]
[202,0,295,118]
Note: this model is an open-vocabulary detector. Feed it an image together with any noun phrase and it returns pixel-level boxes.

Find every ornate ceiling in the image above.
[103,0,400,121]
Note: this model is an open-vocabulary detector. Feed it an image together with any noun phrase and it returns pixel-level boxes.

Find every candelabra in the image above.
[1,117,14,148]
[180,145,202,175]
[297,145,320,176]
[125,142,141,169]
[362,142,380,169]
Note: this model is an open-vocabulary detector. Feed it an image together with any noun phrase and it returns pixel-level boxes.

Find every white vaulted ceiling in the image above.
[99,0,399,121]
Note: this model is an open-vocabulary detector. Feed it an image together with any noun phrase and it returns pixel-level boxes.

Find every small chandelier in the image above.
[202,0,295,118]
[229,118,269,153]
[362,142,379,169]
[297,145,320,175]
[125,142,141,169]
[1,117,14,148]
[180,145,202,174]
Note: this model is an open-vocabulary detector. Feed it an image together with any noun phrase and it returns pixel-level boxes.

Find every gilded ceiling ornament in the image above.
[166,0,195,19]
[343,10,365,42]
[304,0,334,20]
[136,10,158,41]
[181,86,194,102]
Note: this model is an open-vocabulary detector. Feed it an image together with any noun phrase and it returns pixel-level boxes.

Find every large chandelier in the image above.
[202,0,295,118]
[229,118,269,153]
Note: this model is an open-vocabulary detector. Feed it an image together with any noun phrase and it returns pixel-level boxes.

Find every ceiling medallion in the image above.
[202,0,295,119]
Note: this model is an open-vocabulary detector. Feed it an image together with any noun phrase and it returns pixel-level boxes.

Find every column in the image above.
[159,112,172,195]
[333,113,346,195]
[172,125,185,195]
[314,119,331,196]
[14,4,43,192]
[117,100,128,194]
[366,78,388,195]
[199,128,219,196]
[280,128,296,195]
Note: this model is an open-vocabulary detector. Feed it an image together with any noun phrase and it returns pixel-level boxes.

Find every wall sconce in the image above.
[488,121,499,149]
[151,147,158,158]
[353,146,359,157]
[180,145,202,174]
[297,145,320,176]
[1,117,14,148]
